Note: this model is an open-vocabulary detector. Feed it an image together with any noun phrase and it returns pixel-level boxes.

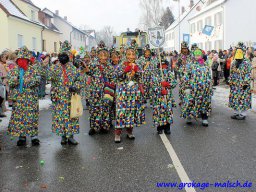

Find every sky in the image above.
[33,0,191,34]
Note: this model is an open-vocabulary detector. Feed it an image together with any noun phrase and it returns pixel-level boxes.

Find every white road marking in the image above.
[160,134,196,192]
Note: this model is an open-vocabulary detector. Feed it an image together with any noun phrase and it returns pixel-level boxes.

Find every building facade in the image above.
[189,0,256,51]
[39,10,61,53]
[164,0,204,51]
[0,0,43,52]
[43,9,86,51]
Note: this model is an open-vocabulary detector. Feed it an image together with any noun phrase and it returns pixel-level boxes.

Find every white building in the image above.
[164,0,204,51]
[189,0,256,51]
[42,8,86,51]
[83,30,97,51]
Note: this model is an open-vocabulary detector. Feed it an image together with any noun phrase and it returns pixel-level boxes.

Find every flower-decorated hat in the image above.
[59,40,72,54]
[17,46,31,60]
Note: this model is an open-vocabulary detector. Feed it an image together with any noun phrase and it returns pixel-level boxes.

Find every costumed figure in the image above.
[180,48,212,127]
[45,40,83,145]
[7,46,41,146]
[229,42,252,120]
[114,45,145,143]
[151,56,177,134]
[137,44,158,106]
[119,44,126,63]
[86,41,115,135]
[109,49,121,123]
[81,52,91,108]
[90,47,98,64]
[178,42,191,105]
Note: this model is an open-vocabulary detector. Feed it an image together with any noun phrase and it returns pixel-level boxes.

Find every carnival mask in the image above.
[234,48,244,60]
[90,50,96,58]
[126,49,136,63]
[98,50,109,65]
[144,50,151,58]
[111,53,120,65]
[181,48,190,56]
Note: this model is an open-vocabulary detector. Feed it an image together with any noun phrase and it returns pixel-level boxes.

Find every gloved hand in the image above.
[161,89,168,96]
[124,65,132,73]
[161,81,170,88]
[243,85,248,90]
[69,86,77,93]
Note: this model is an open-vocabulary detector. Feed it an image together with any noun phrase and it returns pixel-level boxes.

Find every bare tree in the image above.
[140,0,165,30]
[96,26,115,48]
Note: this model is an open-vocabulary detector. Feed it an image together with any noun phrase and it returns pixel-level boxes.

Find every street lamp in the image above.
[173,0,181,51]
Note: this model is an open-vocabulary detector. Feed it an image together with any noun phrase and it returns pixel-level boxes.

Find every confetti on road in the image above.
[40,160,45,166]
[59,177,65,182]
[167,164,174,169]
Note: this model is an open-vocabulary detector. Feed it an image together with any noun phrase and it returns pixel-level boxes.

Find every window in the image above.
[215,40,223,50]
[18,34,23,48]
[172,32,175,39]
[205,16,212,25]
[54,42,57,52]
[214,12,223,26]
[42,40,46,51]
[197,20,203,32]
[191,23,196,33]
[205,41,212,51]
[169,33,172,40]
[31,10,35,21]
[32,37,36,51]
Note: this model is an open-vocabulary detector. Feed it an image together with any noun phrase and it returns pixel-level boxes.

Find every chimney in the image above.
[189,0,194,9]
[181,6,185,14]
[64,16,67,21]
[55,10,59,15]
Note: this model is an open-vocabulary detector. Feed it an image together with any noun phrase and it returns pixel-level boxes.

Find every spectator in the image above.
[0,77,5,121]
[223,50,230,84]
[170,50,178,79]
[212,53,220,86]
[0,50,9,117]
[245,47,254,62]
[6,51,18,107]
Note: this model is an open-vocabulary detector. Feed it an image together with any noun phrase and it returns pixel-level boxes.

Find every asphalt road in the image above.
[0,88,256,192]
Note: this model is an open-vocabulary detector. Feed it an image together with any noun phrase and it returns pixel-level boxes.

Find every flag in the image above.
[202,25,214,36]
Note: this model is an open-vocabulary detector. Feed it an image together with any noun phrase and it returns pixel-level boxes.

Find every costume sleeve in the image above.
[45,65,55,82]
[168,71,177,89]
[24,67,40,88]
[183,64,193,89]
[243,62,252,86]
[116,64,126,81]
[7,67,19,88]
[85,62,95,76]
[74,68,83,91]
[228,61,235,85]
[103,64,115,79]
